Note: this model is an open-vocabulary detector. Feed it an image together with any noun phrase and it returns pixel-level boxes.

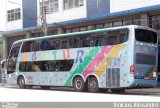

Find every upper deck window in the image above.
[105,29,129,45]
[135,29,157,44]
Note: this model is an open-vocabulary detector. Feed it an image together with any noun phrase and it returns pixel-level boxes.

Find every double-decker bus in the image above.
[158,44,160,80]
[6,25,158,92]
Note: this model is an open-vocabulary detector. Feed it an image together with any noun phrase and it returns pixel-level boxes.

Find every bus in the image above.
[158,44,160,81]
[6,25,158,93]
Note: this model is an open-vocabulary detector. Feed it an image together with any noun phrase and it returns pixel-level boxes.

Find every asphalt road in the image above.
[0,83,160,97]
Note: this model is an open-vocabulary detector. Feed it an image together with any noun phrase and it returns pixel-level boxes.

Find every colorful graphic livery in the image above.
[6,25,158,92]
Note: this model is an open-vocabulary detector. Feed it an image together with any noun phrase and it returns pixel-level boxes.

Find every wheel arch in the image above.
[86,74,99,84]
[72,74,85,87]
[17,75,25,85]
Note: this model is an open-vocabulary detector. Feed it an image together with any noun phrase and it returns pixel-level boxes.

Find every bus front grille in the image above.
[106,68,120,87]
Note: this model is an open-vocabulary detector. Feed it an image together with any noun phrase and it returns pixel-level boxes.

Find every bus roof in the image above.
[13,25,156,45]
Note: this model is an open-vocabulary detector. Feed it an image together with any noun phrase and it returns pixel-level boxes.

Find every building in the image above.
[1,0,160,59]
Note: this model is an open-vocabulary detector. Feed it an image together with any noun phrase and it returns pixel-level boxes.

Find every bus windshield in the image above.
[7,43,21,74]
[135,29,157,44]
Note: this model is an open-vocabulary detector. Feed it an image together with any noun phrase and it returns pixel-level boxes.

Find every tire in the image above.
[88,77,99,93]
[40,86,50,89]
[111,89,125,93]
[73,76,85,92]
[18,76,26,89]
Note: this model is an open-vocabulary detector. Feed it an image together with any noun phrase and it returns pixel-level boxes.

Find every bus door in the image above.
[7,43,21,75]
[134,29,157,80]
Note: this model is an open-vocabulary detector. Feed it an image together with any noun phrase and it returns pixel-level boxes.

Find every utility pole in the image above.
[41,0,48,36]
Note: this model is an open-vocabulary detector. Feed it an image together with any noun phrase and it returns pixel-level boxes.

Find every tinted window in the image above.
[81,35,91,47]
[105,29,128,45]
[21,41,34,52]
[62,40,69,49]
[22,40,53,52]
[80,33,103,47]
[69,37,79,48]
[135,29,157,44]
[7,43,21,74]
[52,40,60,49]
[19,60,74,72]
[40,40,52,51]
[93,37,103,46]
[34,41,41,51]
[20,29,129,52]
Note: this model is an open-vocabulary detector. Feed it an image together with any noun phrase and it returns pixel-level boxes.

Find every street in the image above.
[0,83,160,102]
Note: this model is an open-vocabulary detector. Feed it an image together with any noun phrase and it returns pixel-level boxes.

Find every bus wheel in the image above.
[73,76,85,92]
[18,76,26,89]
[88,77,99,93]
[111,89,125,93]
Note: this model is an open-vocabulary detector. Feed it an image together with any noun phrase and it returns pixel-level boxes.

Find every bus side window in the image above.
[107,31,118,45]
[47,61,56,71]
[34,41,41,51]
[52,40,60,49]
[61,40,69,49]
[81,35,90,47]
[90,33,103,47]
[119,29,128,43]
[47,60,74,72]
[106,29,128,45]
[32,62,41,72]
[22,41,34,52]
[81,34,102,47]
[40,40,52,51]
[60,60,74,71]
[55,61,61,71]
[89,37,95,47]
[26,62,33,71]
[94,37,102,46]
[69,37,79,48]
[19,62,27,72]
